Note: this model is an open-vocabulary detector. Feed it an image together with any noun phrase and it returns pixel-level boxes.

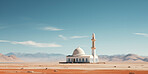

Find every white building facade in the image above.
[66,33,99,63]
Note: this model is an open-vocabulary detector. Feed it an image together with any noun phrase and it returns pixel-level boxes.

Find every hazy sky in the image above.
[0,0,148,56]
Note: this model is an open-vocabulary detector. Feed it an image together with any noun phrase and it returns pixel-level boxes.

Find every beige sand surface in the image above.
[0,62,148,74]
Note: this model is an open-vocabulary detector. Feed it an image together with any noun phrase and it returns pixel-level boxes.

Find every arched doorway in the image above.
[73,58,75,63]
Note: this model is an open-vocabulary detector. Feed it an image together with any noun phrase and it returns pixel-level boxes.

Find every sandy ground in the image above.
[1,69,148,74]
[0,62,148,74]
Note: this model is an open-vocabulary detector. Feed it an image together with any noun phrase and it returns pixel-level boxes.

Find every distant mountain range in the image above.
[99,54,148,62]
[4,52,148,62]
[5,52,65,62]
[0,53,22,62]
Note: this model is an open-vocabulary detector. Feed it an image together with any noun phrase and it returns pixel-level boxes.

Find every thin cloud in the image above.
[134,33,148,37]
[70,36,88,39]
[0,40,10,42]
[58,35,88,40]
[43,26,63,31]
[0,40,62,47]
[58,35,67,40]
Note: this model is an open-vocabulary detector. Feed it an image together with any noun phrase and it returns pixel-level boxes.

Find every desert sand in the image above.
[0,62,148,74]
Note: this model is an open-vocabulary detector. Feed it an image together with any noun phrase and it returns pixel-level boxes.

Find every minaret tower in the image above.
[91,33,98,63]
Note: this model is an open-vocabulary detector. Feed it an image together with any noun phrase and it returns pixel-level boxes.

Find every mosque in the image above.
[66,33,98,63]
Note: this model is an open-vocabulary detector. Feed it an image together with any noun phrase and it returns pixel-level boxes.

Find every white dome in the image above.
[72,47,85,56]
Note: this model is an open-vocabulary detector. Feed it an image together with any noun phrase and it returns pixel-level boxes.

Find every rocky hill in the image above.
[0,53,22,62]
[99,54,148,62]
[6,52,65,62]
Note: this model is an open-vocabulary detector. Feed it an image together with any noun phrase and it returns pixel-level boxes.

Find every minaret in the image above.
[91,33,96,63]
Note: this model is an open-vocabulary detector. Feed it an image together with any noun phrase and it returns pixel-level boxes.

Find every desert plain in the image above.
[0,62,148,74]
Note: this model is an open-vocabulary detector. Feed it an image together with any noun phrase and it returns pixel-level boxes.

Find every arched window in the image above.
[76,58,78,62]
[86,58,88,62]
[82,58,84,62]
[68,58,70,62]
[79,58,81,62]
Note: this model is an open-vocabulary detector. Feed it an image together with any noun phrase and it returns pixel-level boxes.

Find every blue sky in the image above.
[0,0,148,56]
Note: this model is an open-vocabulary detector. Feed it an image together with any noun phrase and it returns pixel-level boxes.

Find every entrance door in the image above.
[73,59,75,63]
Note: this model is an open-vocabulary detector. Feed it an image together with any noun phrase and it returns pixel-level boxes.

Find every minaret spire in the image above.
[91,33,97,63]
[91,33,96,50]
